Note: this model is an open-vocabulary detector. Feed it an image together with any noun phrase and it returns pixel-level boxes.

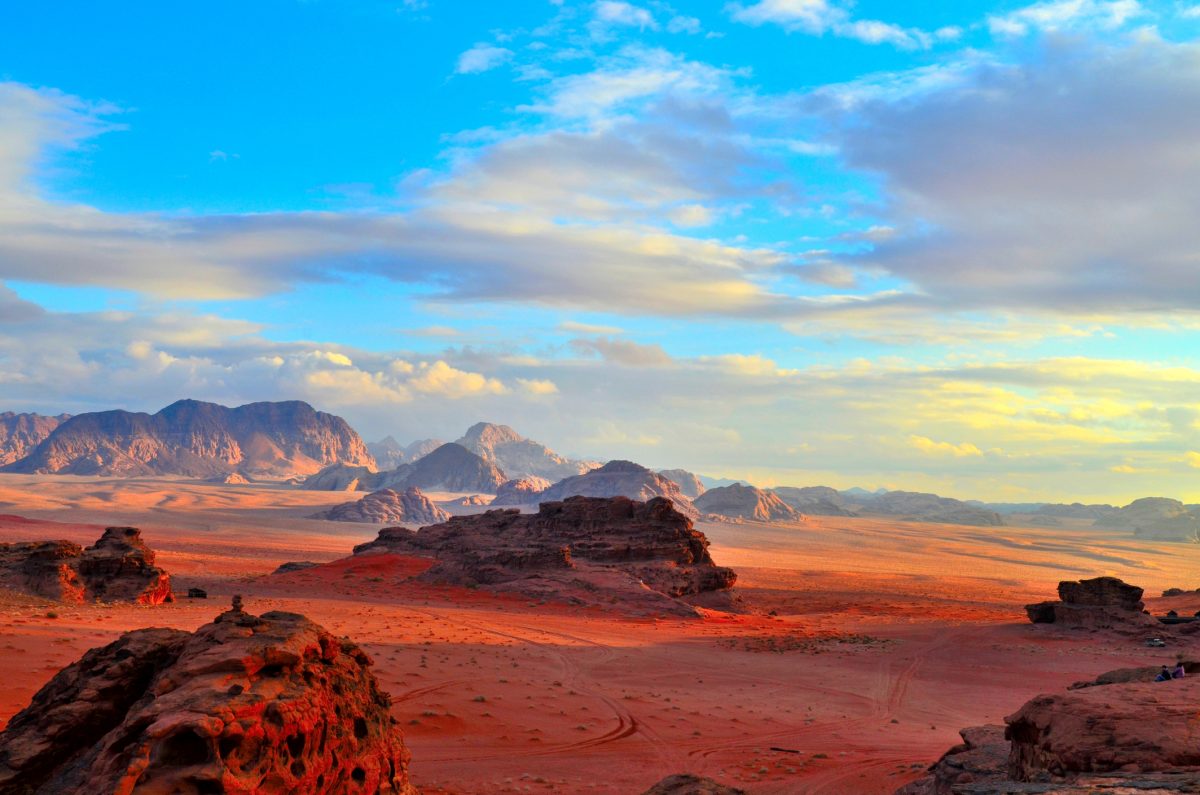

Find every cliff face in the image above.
[0,412,69,466]
[3,400,374,479]
[454,422,597,481]
[0,607,416,794]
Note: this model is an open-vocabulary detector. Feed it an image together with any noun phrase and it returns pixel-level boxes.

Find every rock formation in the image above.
[3,399,374,479]
[694,483,801,522]
[845,490,1004,527]
[446,494,490,507]
[1094,496,1200,540]
[310,488,451,525]
[301,463,379,491]
[0,411,69,466]
[773,486,857,516]
[898,681,1200,793]
[491,476,553,505]
[537,460,699,519]
[303,443,506,494]
[0,605,415,794]
[0,527,172,604]
[353,496,736,614]
[657,469,707,499]
[454,422,597,481]
[641,774,746,794]
[367,436,443,470]
[1024,576,1156,629]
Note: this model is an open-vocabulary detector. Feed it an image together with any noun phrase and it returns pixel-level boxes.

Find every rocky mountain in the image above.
[694,483,802,522]
[353,495,736,614]
[846,490,1004,526]
[0,411,69,466]
[3,399,374,479]
[367,436,443,470]
[454,422,597,481]
[536,460,699,518]
[1094,496,1200,540]
[0,604,416,794]
[491,476,553,505]
[302,442,506,494]
[0,527,172,604]
[657,469,707,499]
[773,486,857,516]
[310,487,451,525]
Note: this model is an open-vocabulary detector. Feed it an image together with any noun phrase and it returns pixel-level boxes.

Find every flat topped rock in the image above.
[0,606,416,794]
[1058,576,1144,609]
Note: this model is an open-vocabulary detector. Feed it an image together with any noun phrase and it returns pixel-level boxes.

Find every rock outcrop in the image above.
[491,476,553,506]
[1024,576,1156,629]
[657,469,707,499]
[353,496,736,614]
[0,606,415,794]
[773,486,857,516]
[0,412,69,466]
[0,527,172,604]
[537,460,699,519]
[446,494,490,507]
[310,488,451,525]
[303,443,506,494]
[694,483,801,522]
[454,422,597,481]
[3,399,374,479]
[641,774,746,794]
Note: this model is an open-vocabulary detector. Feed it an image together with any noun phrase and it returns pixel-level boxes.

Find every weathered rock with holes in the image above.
[0,527,172,605]
[0,606,415,794]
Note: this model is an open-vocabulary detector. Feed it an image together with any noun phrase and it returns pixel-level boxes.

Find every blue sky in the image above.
[3,0,1200,501]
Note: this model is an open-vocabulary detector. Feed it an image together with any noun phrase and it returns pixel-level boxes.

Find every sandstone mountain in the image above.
[453,422,597,481]
[353,495,736,615]
[367,436,443,470]
[0,605,416,794]
[694,483,802,522]
[657,469,707,499]
[491,476,553,506]
[847,490,1004,526]
[302,443,506,494]
[773,486,857,516]
[536,460,699,518]
[1094,496,1200,540]
[0,411,69,466]
[0,527,172,604]
[310,487,451,525]
[3,399,374,479]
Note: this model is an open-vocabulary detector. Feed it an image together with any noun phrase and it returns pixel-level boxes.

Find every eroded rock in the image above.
[1024,576,1155,630]
[641,773,746,794]
[0,606,415,794]
[310,487,451,525]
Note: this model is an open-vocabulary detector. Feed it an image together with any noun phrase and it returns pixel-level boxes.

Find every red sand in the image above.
[0,475,1197,794]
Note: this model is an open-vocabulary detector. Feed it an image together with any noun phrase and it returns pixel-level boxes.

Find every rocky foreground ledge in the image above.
[0,526,172,604]
[0,604,415,794]
[351,495,737,615]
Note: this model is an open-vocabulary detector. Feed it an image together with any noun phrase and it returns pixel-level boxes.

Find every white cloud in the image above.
[667,15,702,34]
[455,43,513,74]
[729,0,933,49]
[987,0,1146,36]
[593,1,657,30]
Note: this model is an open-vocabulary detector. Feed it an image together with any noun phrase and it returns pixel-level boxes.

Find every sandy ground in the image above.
[1,474,1198,794]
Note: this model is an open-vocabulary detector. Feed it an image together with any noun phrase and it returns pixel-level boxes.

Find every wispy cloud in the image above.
[455,43,513,74]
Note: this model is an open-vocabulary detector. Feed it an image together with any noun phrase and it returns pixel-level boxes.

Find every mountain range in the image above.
[1,400,373,479]
[0,412,70,466]
[452,422,597,481]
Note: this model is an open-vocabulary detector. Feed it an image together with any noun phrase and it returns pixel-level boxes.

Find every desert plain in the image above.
[0,474,1197,794]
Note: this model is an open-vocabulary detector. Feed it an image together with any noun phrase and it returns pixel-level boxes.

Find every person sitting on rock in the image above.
[1173,662,1186,679]
[1156,665,1173,681]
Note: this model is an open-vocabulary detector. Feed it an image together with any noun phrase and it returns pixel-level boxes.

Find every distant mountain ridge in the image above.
[303,442,507,494]
[0,412,70,466]
[2,400,373,479]
[366,436,443,470]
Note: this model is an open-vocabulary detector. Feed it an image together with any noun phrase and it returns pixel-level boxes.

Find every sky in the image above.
[3,0,1200,502]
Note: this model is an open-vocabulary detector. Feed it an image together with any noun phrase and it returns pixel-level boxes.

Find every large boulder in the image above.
[310,487,451,525]
[0,605,415,794]
[0,527,172,605]
[354,495,736,614]
[537,460,699,519]
[641,774,745,794]
[1024,576,1155,629]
